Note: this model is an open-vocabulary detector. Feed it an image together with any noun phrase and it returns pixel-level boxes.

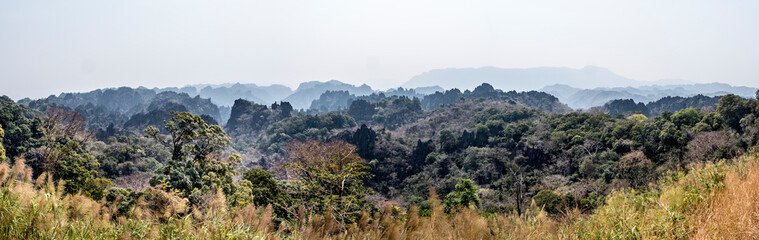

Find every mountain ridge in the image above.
[402,66,644,91]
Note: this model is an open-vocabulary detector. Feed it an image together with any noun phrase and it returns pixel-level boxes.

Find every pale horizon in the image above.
[3,0,759,100]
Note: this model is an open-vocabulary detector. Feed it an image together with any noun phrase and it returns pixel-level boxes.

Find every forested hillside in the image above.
[5,0,759,238]
[20,88,222,136]
[1,84,758,239]
[600,95,722,117]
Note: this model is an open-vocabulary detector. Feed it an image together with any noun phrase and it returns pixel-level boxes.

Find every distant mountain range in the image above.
[157,80,444,111]
[156,83,294,107]
[13,66,759,127]
[283,80,374,110]
[402,66,647,91]
[11,79,757,142]
[541,83,758,109]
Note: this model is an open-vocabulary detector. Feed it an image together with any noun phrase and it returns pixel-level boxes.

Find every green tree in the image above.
[443,178,481,213]
[243,169,288,206]
[347,99,377,122]
[438,129,456,153]
[671,108,701,127]
[27,107,111,198]
[147,112,239,201]
[532,190,577,214]
[694,111,724,132]
[350,124,376,160]
[0,96,43,160]
[717,94,751,132]
[474,124,489,147]
[52,140,112,197]
[232,168,291,218]
[626,113,648,122]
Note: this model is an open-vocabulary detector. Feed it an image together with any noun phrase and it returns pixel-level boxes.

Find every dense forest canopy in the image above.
[1,82,759,238]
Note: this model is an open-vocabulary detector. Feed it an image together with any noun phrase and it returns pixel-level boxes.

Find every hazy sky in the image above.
[2,0,758,100]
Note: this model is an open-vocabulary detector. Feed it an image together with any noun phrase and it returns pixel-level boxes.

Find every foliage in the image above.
[617,150,653,187]
[438,129,456,153]
[52,140,111,197]
[92,135,169,179]
[531,189,586,215]
[602,95,721,118]
[146,112,238,201]
[371,96,423,129]
[422,83,571,113]
[232,168,291,219]
[718,94,754,132]
[123,102,220,133]
[260,111,356,153]
[603,99,650,117]
[104,187,139,217]
[0,96,43,160]
[284,140,374,226]
[346,124,377,160]
[0,154,758,239]
[647,94,721,116]
[2,90,759,239]
[347,99,377,122]
[225,99,293,136]
[565,154,759,239]
[24,88,222,133]
[443,178,481,213]
[3,84,759,239]
[0,163,552,239]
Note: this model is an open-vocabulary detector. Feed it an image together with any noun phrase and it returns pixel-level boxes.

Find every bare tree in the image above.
[35,106,94,172]
[685,130,740,164]
[618,151,652,187]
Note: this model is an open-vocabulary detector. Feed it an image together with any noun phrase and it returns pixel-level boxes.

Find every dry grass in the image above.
[0,160,559,239]
[3,154,759,239]
[691,157,759,239]
[562,153,759,240]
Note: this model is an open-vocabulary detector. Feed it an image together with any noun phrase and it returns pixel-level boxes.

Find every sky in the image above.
[1,0,758,100]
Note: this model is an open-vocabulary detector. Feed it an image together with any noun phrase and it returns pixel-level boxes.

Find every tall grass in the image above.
[564,153,759,239]
[691,156,759,239]
[0,161,557,239]
[1,154,759,239]
[0,161,274,239]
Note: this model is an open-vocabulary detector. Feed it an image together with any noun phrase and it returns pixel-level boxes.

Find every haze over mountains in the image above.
[402,66,647,90]
[15,66,758,120]
[541,83,759,109]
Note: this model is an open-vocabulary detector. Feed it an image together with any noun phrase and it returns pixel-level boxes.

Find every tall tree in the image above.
[36,107,92,173]
[146,112,239,201]
[438,129,457,153]
[347,99,376,122]
[717,94,751,132]
[284,140,373,227]
[231,168,292,219]
[350,124,376,160]
[474,124,490,147]
[23,106,112,198]
[0,96,43,160]
[618,150,653,187]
